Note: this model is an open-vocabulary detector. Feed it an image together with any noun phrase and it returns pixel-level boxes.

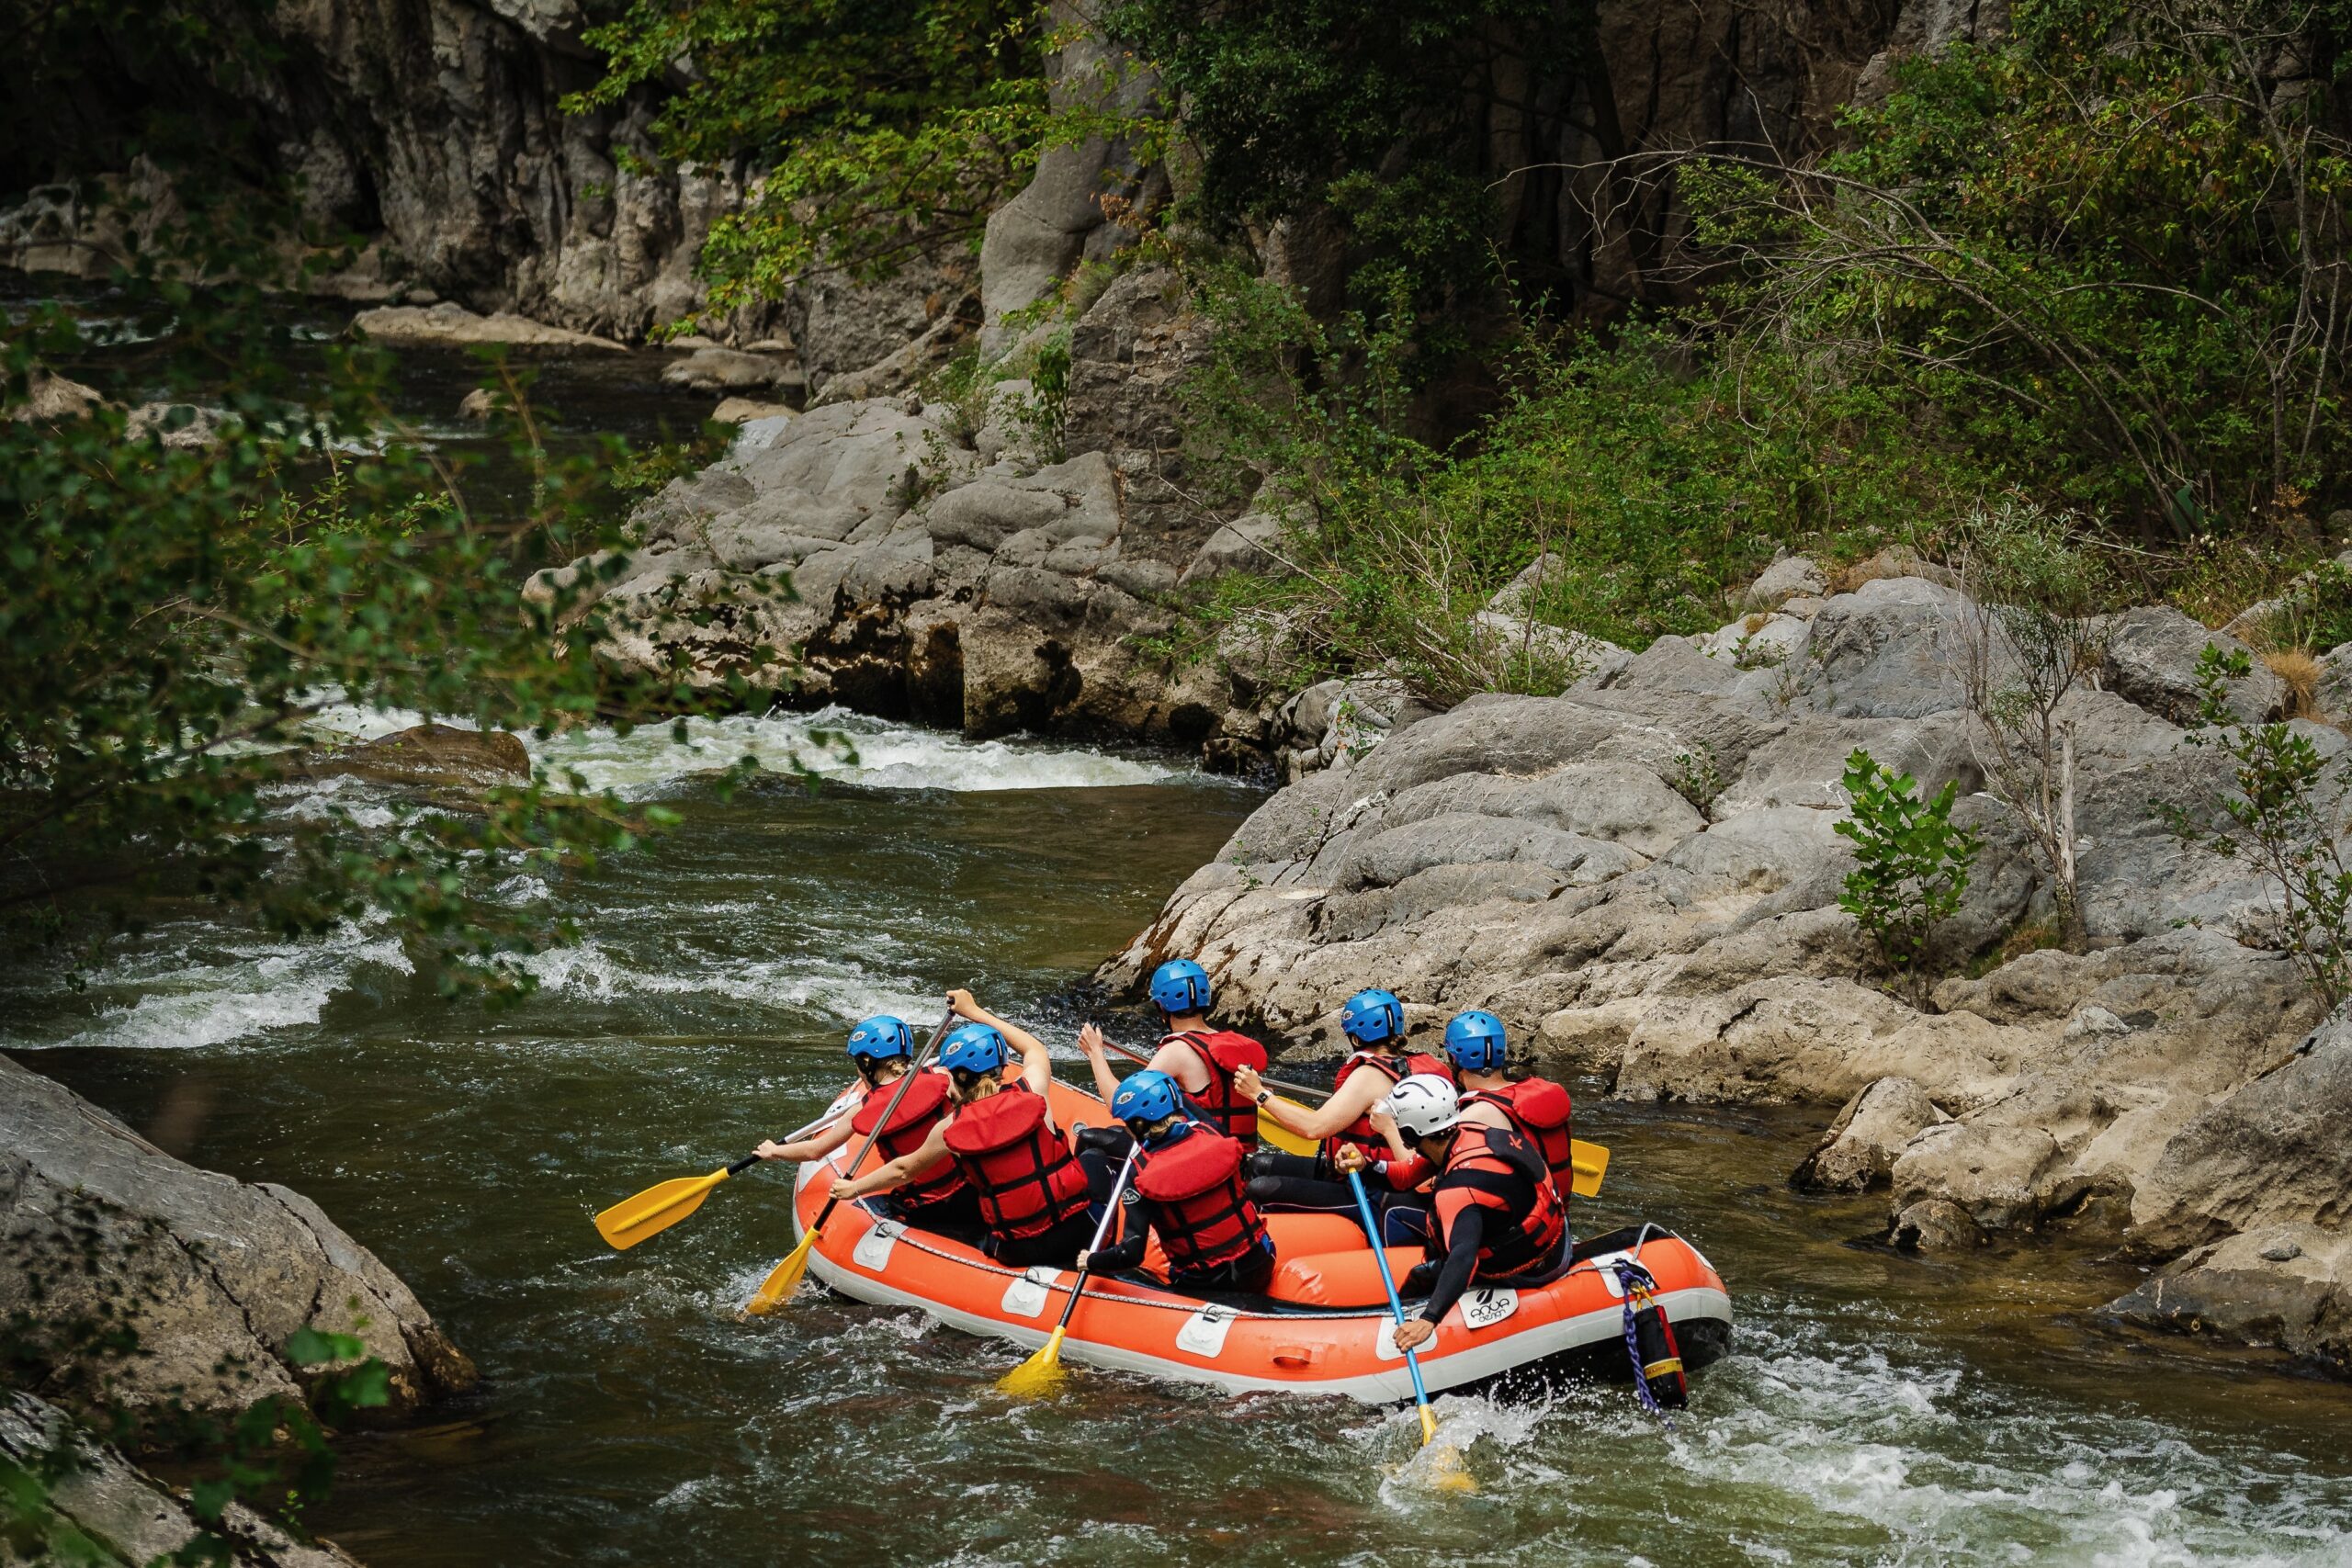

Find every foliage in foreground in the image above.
[2,1190,390,1565]
[0,228,776,998]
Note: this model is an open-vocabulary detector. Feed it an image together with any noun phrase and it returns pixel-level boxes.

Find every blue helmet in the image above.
[1111,1068,1183,1127]
[1149,958,1213,1016]
[937,1022,1008,1077]
[844,1014,913,1064]
[1443,1010,1508,1073]
[1340,987,1405,1045]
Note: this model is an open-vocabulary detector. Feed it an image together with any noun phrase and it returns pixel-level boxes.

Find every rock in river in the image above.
[303,723,531,790]
[0,1053,476,1423]
[2,1390,363,1566]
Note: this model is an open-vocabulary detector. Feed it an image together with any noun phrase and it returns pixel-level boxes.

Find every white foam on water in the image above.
[518,939,934,1024]
[6,919,412,1053]
[1668,1322,2352,1566]
[289,700,1203,798]
[528,705,1195,797]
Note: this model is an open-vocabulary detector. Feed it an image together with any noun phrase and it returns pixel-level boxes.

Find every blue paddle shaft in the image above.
[1347,1168,1436,1412]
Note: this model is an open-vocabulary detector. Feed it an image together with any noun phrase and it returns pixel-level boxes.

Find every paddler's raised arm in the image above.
[947,988,1054,1099]
[1078,1023,1123,1103]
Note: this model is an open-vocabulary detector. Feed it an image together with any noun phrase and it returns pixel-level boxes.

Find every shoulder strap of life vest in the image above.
[852,1068,949,1138]
[1164,1030,1267,1144]
[941,1082,1046,1155]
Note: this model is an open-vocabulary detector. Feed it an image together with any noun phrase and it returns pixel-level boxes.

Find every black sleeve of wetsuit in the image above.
[1417,1206,1485,1325]
[1086,1231,1147,1273]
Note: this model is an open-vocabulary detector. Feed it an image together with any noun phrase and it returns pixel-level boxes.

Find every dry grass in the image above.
[2266,648,2322,717]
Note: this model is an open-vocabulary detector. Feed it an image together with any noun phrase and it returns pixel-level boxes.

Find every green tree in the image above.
[2171,644,2352,1005]
[567,0,1067,310]
[1682,0,2352,532]
[1835,748,1983,990]
[1,229,773,998]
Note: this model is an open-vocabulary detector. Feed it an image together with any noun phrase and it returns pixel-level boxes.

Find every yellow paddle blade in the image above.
[744,1227,818,1316]
[1426,1445,1477,1495]
[997,1325,1069,1399]
[594,1168,731,1250]
[1403,1407,1476,1494]
[1570,1138,1610,1199]
[1261,1097,1318,1157]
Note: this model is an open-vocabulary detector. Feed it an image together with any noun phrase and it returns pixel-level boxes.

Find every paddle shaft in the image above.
[800,1008,956,1241]
[1347,1168,1440,1432]
[1049,1140,1141,1334]
[1093,1032,1329,1103]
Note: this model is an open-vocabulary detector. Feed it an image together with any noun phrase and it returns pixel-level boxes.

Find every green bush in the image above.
[2171,646,2352,1006]
[1834,748,1983,986]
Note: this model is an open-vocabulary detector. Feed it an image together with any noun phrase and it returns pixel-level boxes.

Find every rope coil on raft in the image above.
[1611,1258,1684,1429]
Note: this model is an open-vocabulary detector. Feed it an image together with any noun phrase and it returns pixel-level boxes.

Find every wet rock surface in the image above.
[0,1053,476,1424]
[302,724,532,789]
[1095,570,2351,1374]
[553,265,1254,752]
[1,1391,364,1566]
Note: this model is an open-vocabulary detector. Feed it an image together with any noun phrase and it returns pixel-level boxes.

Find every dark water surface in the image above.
[9,713,2352,1568]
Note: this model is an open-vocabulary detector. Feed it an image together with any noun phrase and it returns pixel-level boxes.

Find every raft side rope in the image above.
[1611,1257,1679,1429]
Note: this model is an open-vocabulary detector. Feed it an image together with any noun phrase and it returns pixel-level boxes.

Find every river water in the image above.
[12,287,2352,1564]
[9,714,2352,1568]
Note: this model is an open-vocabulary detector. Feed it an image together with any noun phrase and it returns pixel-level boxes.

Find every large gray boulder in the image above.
[0,1054,475,1422]
[349,301,625,351]
[1792,1075,1951,1191]
[976,6,1163,357]
[2126,1008,2352,1254]
[1798,576,1972,719]
[2106,1225,2350,1374]
[2101,604,2280,727]
[660,346,798,394]
[1,1391,363,1566]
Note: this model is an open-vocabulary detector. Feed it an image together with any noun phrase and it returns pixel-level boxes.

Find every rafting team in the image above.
[752,960,1574,1343]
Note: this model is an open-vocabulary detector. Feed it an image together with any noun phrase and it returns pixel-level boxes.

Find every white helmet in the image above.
[1386,1073,1461,1141]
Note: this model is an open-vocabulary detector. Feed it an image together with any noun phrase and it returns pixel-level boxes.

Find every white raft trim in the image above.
[804,1242,1731,1404]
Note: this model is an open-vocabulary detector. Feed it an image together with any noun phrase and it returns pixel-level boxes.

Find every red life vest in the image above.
[941,1085,1091,1241]
[850,1068,967,1213]
[1429,1125,1566,1280]
[1161,1028,1270,1147]
[1323,1050,1456,1166]
[1461,1076,1576,1187]
[1131,1124,1270,1277]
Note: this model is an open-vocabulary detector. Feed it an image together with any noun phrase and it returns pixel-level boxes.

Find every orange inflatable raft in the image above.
[791,1076,1734,1402]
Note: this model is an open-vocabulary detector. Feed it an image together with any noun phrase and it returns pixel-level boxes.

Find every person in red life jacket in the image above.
[753,1013,983,1239]
[1441,1010,1578,1196]
[828,990,1102,1269]
[1337,1074,1569,1354]
[1073,958,1271,1149]
[1231,987,1452,1234]
[1072,1069,1278,1294]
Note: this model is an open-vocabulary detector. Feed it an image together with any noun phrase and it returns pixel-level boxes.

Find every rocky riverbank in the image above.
[543,264,1296,759]
[2,1053,476,1421]
[1093,567,2352,1377]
